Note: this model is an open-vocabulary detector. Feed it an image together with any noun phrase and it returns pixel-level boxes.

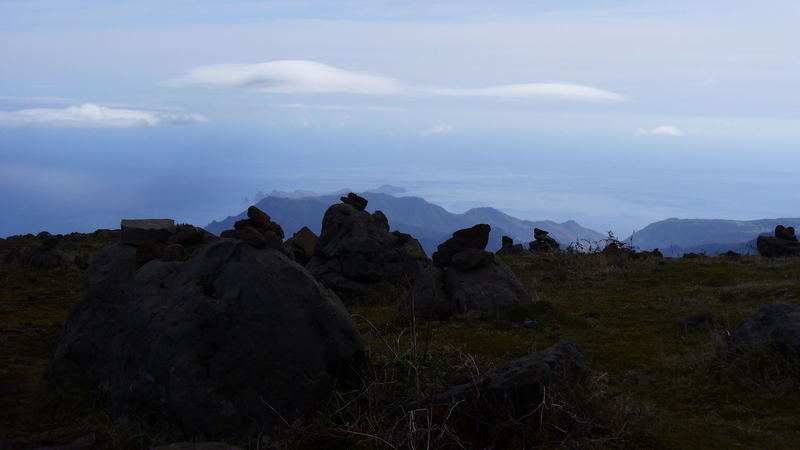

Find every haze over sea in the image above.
[2,1,799,237]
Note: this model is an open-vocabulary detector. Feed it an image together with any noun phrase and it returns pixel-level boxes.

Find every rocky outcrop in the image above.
[496,235,527,256]
[404,224,529,319]
[757,225,800,257]
[400,341,588,444]
[306,194,427,301]
[728,303,800,357]
[47,220,365,439]
[285,226,318,265]
[529,228,559,253]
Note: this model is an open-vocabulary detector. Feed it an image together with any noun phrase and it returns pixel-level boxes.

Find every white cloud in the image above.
[0,103,207,128]
[420,123,454,136]
[166,60,626,102]
[642,125,684,136]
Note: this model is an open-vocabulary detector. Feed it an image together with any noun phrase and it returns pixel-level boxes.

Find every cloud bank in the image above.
[0,103,207,128]
[167,60,626,102]
[638,125,684,136]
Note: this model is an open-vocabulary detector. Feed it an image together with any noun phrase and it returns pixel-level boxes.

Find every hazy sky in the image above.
[2,1,799,237]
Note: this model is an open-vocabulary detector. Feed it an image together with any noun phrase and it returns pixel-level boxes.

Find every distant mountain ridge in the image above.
[628,218,800,255]
[206,190,605,255]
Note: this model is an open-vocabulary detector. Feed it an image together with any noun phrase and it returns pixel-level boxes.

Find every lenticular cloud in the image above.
[166,59,626,102]
[0,103,207,128]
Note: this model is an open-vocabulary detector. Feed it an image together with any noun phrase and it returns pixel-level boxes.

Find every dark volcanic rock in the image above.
[48,238,365,439]
[728,303,800,356]
[529,228,560,253]
[757,225,800,257]
[404,224,529,319]
[432,224,490,267]
[340,192,368,211]
[400,340,588,442]
[121,219,175,245]
[775,225,798,241]
[497,235,527,256]
[285,226,318,266]
[306,201,427,301]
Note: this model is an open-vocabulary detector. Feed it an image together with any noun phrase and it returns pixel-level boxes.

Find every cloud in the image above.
[638,125,684,136]
[420,123,454,136]
[166,60,626,102]
[0,103,207,128]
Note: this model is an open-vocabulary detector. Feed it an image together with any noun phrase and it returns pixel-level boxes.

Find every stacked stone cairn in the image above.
[403,224,530,320]
[529,228,560,253]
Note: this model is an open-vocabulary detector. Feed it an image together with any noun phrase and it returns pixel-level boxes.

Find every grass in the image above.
[2,237,800,448]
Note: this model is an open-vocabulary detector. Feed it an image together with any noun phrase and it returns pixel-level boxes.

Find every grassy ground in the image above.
[1,237,799,448]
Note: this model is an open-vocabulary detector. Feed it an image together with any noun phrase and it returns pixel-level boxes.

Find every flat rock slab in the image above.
[121,219,175,245]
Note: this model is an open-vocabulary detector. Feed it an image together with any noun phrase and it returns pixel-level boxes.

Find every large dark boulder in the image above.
[728,303,800,357]
[404,224,529,320]
[757,225,800,257]
[401,341,588,445]
[306,198,427,301]
[48,235,365,439]
[432,224,490,267]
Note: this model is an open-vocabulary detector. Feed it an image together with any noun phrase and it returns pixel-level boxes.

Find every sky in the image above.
[1,0,799,237]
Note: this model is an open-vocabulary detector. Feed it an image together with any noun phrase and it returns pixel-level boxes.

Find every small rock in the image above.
[581,312,601,319]
[522,318,538,329]
[340,192,368,211]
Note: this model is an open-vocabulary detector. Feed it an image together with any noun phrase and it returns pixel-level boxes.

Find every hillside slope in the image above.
[629,218,800,253]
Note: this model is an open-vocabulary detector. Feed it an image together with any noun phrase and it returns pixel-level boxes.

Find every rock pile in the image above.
[47,215,366,439]
[529,228,559,253]
[306,193,427,301]
[496,235,528,256]
[757,225,800,257]
[217,206,293,258]
[403,224,530,320]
